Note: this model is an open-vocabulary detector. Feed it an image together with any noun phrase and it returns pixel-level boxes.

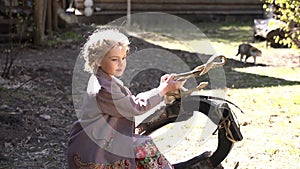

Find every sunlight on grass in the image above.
[131,21,300,65]
[130,21,300,168]
[199,85,300,122]
[133,21,300,168]
[138,33,300,66]
[196,21,253,43]
[198,85,300,168]
[227,85,299,115]
[134,32,216,55]
[139,36,192,52]
[233,67,300,82]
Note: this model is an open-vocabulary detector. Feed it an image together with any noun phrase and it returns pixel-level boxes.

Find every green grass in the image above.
[196,21,254,43]
[129,20,300,111]
[198,21,300,168]
[129,20,253,53]
[233,67,300,81]
[45,30,83,47]
[137,20,300,61]
[135,21,300,89]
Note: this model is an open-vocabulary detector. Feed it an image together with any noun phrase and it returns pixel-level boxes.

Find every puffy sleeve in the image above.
[96,80,163,118]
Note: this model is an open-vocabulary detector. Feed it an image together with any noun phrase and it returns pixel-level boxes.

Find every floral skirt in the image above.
[135,139,173,169]
[71,138,173,169]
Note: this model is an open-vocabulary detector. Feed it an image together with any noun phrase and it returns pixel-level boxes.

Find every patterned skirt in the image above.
[71,136,173,169]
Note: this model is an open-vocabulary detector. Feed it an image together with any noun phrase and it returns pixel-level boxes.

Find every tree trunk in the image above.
[52,0,59,31]
[34,0,47,45]
[46,0,52,34]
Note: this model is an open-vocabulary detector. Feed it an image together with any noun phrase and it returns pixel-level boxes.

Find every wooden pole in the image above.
[127,0,131,27]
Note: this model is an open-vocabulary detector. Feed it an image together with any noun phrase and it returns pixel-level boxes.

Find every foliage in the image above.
[263,0,300,48]
[45,30,83,47]
[0,0,32,79]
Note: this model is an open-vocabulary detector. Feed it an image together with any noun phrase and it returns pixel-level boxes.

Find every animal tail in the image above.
[235,50,240,56]
[235,45,241,56]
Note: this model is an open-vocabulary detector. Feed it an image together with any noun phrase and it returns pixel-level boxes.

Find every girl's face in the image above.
[99,45,128,77]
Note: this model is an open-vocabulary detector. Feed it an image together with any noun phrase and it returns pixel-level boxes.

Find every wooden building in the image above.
[75,0,265,22]
[0,0,266,42]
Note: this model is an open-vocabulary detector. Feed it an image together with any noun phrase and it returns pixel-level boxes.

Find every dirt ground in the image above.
[0,25,299,169]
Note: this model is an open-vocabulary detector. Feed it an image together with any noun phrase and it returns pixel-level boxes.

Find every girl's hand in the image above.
[158,74,186,96]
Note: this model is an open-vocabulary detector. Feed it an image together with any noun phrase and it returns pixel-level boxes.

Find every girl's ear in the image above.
[95,58,102,67]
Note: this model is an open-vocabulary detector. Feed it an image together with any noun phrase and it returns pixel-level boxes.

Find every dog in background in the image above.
[236,44,262,64]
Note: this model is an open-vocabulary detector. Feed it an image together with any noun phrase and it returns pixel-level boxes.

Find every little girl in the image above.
[67,29,185,169]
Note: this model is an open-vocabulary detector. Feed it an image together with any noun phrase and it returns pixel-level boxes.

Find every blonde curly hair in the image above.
[81,29,130,74]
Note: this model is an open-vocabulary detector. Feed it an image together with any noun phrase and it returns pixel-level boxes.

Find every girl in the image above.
[67,29,185,169]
